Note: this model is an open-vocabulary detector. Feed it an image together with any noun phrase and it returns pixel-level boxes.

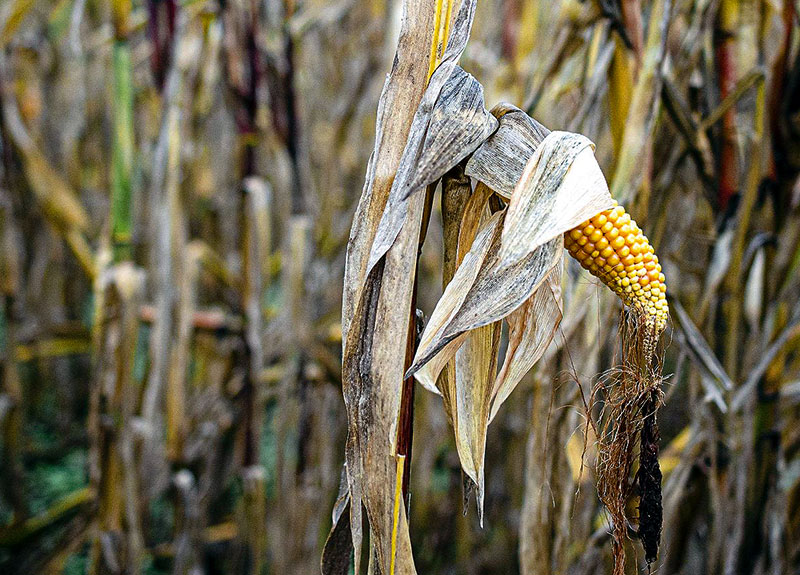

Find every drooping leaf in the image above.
[409,121,617,523]
[452,317,501,524]
[321,469,354,575]
[438,166,474,420]
[437,172,503,523]
[489,258,563,422]
[410,126,617,379]
[464,103,550,198]
[366,64,498,273]
[498,131,615,265]
[414,212,502,393]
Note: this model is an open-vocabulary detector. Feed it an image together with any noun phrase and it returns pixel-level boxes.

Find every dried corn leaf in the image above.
[408,123,616,518]
[414,212,503,393]
[343,0,478,337]
[410,129,612,376]
[366,64,497,273]
[452,316,501,523]
[321,470,354,575]
[456,181,493,259]
[670,297,731,411]
[464,104,549,198]
[16,142,90,232]
[436,236,562,359]
[609,0,668,202]
[489,258,562,422]
[432,176,503,523]
[410,218,560,522]
[339,1,480,573]
[499,131,615,265]
[438,166,473,421]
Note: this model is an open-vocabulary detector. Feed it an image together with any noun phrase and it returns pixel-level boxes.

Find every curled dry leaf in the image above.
[438,165,473,421]
[410,130,613,379]
[498,131,615,265]
[452,311,501,523]
[428,176,503,523]
[414,212,502,394]
[465,103,550,198]
[670,297,731,412]
[489,258,562,422]
[366,64,498,274]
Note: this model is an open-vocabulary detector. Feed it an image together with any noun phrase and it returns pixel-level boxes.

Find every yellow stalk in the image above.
[427,0,445,79]
[608,35,634,160]
[389,454,406,575]
[441,0,454,55]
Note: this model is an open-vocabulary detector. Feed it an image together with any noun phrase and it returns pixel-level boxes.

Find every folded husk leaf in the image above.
[409,127,614,520]
[438,165,474,420]
[414,211,502,393]
[452,312,501,523]
[435,174,503,522]
[410,130,613,378]
[499,131,615,265]
[464,103,550,198]
[489,258,562,422]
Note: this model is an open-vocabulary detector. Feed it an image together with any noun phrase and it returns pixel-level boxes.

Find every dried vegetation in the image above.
[0,0,798,575]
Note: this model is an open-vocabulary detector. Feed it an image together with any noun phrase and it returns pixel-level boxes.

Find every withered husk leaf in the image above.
[464,103,549,199]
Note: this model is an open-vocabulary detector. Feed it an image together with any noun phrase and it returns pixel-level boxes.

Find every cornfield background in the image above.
[0,0,799,574]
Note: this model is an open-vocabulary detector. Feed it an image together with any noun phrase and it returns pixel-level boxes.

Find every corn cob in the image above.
[564,202,668,332]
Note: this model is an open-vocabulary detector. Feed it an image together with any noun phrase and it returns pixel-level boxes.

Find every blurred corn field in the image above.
[0,0,799,574]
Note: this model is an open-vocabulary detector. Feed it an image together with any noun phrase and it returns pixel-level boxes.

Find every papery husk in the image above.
[410,128,614,520]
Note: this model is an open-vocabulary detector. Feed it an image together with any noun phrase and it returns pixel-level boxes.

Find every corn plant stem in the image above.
[88,264,145,575]
[500,0,520,60]
[141,17,184,425]
[714,0,739,212]
[393,0,448,515]
[224,1,263,471]
[608,33,634,161]
[724,76,766,378]
[146,0,177,91]
[398,280,418,501]
[0,487,93,547]
[111,0,135,262]
[767,1,795,186]
[619,0,643,63]
[1,295,26,523]
[0,107,26,524]
[111,35,135,262]
[397,185,434,504]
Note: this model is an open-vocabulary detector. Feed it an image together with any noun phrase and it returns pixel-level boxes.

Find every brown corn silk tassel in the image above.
[565,203,667,573]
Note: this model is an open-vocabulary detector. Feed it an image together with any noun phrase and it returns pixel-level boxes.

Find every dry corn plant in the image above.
[326,0,669,573]
[3,0,797,573]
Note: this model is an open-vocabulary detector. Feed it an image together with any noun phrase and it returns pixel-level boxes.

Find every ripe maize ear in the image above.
[564,202,668,332]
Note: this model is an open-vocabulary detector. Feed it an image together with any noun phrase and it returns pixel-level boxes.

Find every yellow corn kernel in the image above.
[563,202,668,332]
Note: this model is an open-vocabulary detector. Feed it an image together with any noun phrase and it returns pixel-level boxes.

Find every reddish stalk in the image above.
[767,0,796,218]
[397,186,434,502]
[714,0,739,211]
[147,0,177,91]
